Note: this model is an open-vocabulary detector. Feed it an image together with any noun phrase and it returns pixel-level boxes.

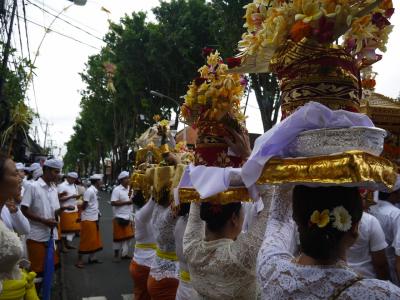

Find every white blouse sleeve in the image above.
[183,203,204,259]
[9,209,30,235]
[230,185,275,270]
[258,185,297,265]
[135,199,156,224]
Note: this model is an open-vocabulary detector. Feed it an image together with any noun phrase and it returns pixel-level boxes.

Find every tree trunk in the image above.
[250,73,281,132]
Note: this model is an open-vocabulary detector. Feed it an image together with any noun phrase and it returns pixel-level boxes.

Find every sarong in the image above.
[147,275,178,300]
[112,218,134,242]
[78,220,102,254]
[60,211,80,233]
[129,260,151,300]
[26,239,59,275]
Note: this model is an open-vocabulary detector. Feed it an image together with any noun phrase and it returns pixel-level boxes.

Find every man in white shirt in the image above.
[58,172,80,251]
[21,158,72,281]
[111,171,134,262]
[76,174,104,268]
[347,212,389,279]
[370,188,400,285]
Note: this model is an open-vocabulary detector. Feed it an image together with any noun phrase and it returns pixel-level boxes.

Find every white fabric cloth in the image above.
[0,220,23,294]
[67,172,78,179]
[183,186,273,300]
[257,185,400,299]
[57,181,78,211]
[175,215,197,300]
[15,163,24,170]
[21,178,60,241]
[90,174,103,180]
[369,200,400,285]
[113,240,131,256]
[32,168,43,180]
[81,185,99,221]
[118,171,129,180]
[44,158,63,169]
[347,212,388,278]
[133,199,156,268]
[28,163,40,172]
[111,185,132,220]
[149,203,178,281]
[0,206,30,235]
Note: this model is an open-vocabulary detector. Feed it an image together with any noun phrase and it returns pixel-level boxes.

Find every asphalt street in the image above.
[60,191,134,300]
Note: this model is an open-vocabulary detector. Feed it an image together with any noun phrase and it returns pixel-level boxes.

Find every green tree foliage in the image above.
[65,0,282,176]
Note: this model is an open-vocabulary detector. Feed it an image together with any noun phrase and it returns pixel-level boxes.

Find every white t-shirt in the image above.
[81,185,99,221]
[111,185,132,220]
[370,200,400,285]
[57,181,78,212]
[347,212,388,278]
[21,178,60,242]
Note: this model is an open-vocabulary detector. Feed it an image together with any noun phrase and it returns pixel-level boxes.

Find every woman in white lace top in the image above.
[147,199,179,299]
[0,154,24,293]
[183,185,273,299]
[257,185,400,299]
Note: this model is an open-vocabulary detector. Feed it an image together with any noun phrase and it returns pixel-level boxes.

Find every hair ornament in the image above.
[309,206,352,232]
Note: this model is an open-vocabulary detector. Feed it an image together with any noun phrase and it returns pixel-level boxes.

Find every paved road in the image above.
[61,191,134,300]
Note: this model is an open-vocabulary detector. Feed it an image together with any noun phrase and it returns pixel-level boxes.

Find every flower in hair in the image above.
[310,209,330,228]
[331,206,352,232]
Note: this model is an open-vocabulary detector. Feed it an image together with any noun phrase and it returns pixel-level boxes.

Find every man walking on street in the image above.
[58,172,81,251]
[76,174,104,268]
[111,171,134,262]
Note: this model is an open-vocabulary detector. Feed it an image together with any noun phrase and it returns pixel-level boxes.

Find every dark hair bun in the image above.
[200,202,242,232]
[132,190,146,208]
[292,185,363,261]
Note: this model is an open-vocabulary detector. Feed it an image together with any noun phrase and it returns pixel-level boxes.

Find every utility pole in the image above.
[0,0,17,126]
[43,122,49,152]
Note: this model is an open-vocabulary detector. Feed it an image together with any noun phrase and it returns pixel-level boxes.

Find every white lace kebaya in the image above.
[149,203,178,281]
[183,185,274,300]
[257,185,400,299]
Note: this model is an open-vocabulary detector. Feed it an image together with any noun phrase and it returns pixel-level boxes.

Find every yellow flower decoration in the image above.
[310,209,330,228]
[294,0,323,23]
[159,119,170,127]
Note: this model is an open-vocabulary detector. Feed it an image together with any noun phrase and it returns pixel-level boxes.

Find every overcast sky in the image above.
[13,0,400,158]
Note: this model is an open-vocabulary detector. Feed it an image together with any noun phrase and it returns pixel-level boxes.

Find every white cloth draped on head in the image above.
[28,162,41,172]
[90,174,103,180]
[44,158,64,170]
[67,172,78,179]
[15,163,24,170]
[117,171,129,180]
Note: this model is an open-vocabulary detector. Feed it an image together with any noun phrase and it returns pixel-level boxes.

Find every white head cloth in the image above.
[33,168,43,180]
[118,171,129,180]
[90,174,104,180]
[67,172,78,179]
[15,163,24,170]
[28,163,41,172]
[44,159,64,170]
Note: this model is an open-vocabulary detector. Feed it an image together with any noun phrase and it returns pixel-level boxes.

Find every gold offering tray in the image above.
[179,187,250,204]
[257,150,397,191]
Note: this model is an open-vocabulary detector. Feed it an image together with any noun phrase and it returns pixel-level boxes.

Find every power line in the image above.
[17,15,101,50]
[26,0,103,42]
[22,0,32,62]
[15,1,25,59]
[30,0,103,35]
